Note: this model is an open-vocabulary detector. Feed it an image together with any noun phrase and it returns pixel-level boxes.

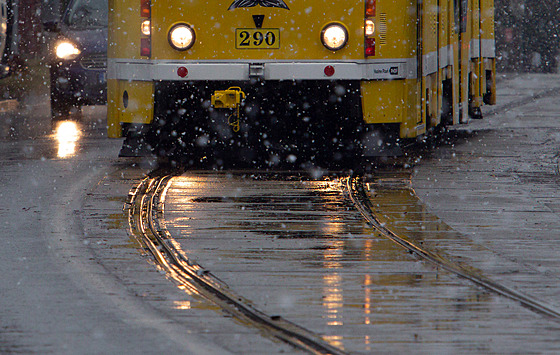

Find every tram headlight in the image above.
[168,24,196,51]
[321,23,348,51]
[55,41,81,60]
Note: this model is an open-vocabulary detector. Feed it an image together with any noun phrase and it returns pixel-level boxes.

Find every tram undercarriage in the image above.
[120,80,381,168]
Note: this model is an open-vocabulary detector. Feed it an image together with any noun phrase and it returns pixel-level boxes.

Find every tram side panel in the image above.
[470,0,482,117]
[437,0,449,127]
[442,0,461,126]
[423,0,444,128]
[358,0,495,140]
[450,0,461,125]
[481,0,496,105]
[359,0,422,140]
[107,0,155,138]
[467,0,495,117]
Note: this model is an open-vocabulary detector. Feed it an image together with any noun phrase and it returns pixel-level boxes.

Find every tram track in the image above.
[345,174,560,320]
[125,174,347,355]
[125,167,560,353]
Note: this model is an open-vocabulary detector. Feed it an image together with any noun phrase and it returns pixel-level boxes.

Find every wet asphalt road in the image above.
[0,94,232,353]
[1,74,560,353]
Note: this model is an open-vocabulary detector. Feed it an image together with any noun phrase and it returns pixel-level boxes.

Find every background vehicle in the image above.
[107,0,496,166]
[44,0,107,121]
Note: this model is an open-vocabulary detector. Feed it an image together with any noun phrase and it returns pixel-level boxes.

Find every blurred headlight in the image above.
[321,23,348,51]
[168,24,195,51]
[55,41,81,59]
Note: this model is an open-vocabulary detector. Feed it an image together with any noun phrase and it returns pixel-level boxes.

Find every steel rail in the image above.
[126,175,347,355]
[345,174,560,320]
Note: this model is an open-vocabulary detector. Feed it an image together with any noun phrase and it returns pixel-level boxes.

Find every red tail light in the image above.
[141,38,151,57]
[365,38,375,57]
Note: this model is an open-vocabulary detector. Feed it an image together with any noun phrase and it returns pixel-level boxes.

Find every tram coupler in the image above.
[211,87,246,132]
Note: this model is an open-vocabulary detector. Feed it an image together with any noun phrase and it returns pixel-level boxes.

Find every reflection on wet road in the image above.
[0,105,108,161]
[159,172,560,353]
[54,120,81,158]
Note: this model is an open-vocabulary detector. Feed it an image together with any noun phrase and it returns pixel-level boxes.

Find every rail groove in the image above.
[125,175,346,355]
[345,174,560,320]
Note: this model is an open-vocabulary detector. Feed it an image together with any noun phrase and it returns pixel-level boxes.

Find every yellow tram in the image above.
[107,0,495,163]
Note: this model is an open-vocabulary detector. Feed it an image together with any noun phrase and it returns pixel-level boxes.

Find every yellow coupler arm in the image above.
[211,87,247,133]
[107,80,155,138]
[211,87,246,109]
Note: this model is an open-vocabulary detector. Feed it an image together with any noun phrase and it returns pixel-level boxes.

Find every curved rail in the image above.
[345,174,560,320]
[125,175,347,355]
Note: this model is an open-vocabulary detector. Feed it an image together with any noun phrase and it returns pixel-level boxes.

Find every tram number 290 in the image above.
[235,28,280,49]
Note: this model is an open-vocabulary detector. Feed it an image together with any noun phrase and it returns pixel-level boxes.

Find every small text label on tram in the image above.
[370,63,406,79]
[373,67,399,75]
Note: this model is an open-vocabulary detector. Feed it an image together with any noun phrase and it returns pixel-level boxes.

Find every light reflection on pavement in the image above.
[160,172,560,353]
[54,120,81,158]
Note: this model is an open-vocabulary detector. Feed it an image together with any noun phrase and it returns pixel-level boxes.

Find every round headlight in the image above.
[321,23,348,51]
[55,41,81,59]
[168,24,196,51]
